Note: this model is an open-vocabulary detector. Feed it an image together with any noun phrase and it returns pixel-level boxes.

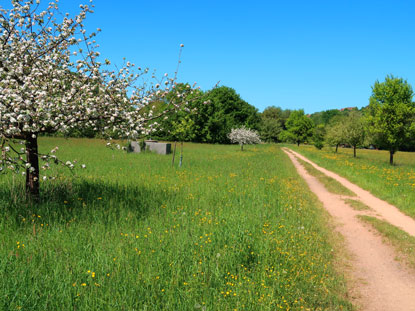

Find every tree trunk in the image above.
[297,141,300,147]
[25,135,40,199]
[241,144,244,151]
[353,146,356,158]
[390,150,394,165]
[335,144,338,153]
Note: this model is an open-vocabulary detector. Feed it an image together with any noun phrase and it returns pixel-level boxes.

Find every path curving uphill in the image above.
[282,147,415,311]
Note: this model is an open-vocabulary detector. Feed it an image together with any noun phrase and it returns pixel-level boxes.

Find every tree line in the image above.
[270,75,415,165]
[63,75,415,165]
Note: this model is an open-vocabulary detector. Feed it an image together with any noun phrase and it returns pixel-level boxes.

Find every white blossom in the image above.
[0,0,194,191]
[228,126,261,150]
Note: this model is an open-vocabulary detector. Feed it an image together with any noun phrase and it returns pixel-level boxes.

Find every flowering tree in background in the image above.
[0,0,193,198]
[228,126,261,151]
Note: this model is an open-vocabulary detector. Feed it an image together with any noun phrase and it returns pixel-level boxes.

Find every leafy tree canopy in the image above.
[260,117,283,143]
[259,106,292,142]
[261,106,292,123]
[366,75,415,164]
[155,86,260,144]
[344,111,365,157]
[280,109,314,146]
[325,115,347,152]
[312,124,326,149]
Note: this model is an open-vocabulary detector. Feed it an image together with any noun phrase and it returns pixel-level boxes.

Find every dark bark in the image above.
[353,146,356,158]
[297,141,300,147]
[390,150,394,165]
[25,135,40,199]
[335,144,339,153]
[241,144,244,151]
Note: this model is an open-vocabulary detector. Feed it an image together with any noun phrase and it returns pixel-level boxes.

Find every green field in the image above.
[288,145,415,218]
[0,138,352,310]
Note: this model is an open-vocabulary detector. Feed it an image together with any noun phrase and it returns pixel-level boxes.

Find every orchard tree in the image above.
[280,109,314,146]
[366,75,415,165]
[325,116,346,152]
[228,126,261,151]
[0,1,193,198]
[344,111,365,157]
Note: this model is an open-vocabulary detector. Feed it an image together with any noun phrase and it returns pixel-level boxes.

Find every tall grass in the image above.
[288,144,415,218]
[0,138,352,310]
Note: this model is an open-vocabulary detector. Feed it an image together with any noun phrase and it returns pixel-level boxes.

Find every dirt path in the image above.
[288,148,415,236]
[282,148,415,311]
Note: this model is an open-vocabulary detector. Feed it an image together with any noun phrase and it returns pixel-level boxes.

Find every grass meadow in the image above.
[288,145,415,218]
[0,138,353,310]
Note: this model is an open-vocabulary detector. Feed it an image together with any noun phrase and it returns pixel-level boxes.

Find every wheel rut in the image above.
[282,147,415,311]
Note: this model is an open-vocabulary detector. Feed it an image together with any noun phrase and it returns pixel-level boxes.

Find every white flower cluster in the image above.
[228,126,261,147]
[0,0,194,176]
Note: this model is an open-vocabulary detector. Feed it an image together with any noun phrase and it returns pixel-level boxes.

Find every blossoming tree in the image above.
[228,126,261,151]
[0,0,193,198]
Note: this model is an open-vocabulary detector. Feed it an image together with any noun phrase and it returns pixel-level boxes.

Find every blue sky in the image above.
[6,0,415,113]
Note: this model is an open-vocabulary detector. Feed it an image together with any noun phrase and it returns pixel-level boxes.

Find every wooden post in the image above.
[172,141,177,166]
[179,141,184,167]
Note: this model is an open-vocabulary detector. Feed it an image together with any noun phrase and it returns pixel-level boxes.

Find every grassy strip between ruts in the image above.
[344,198,371,211]
[358,216,415,270]
[0,138,353,311]
[286,144,415,218]
[296,158,356,197]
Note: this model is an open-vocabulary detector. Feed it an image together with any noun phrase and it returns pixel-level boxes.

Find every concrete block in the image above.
[130,141,171,155]
[129,141,142,153]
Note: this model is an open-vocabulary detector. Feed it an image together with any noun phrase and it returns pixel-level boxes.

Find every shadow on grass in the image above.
[0,179,175,226]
